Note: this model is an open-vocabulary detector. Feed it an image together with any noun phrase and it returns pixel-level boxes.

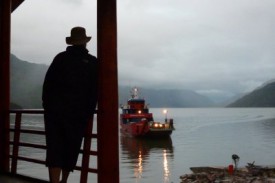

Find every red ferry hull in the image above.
[120,128,173,138]
[120,87,175,138]
[120,120,173,138]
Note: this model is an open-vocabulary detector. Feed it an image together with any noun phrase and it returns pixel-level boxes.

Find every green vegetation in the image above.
[10,54,48,109]
[228,82,275,107]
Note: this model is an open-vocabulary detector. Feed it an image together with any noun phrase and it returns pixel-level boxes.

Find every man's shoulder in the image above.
[53,51,68,62]
[55,50,69,58]
[86,54,98,65]
[52,50,97,65]
[87,54,97,61]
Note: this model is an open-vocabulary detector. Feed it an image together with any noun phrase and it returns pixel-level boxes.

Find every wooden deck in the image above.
[0,173,49,183]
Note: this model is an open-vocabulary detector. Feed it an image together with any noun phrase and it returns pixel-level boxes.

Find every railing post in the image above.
[0,0,11,173]
[97,0,119,182]
[80,116,94,183]
[11,112,22,174]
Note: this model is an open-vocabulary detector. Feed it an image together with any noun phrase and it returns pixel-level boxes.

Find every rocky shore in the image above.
[180,164,275,183]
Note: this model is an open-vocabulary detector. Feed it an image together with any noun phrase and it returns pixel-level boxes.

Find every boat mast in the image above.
[131,87,139,99]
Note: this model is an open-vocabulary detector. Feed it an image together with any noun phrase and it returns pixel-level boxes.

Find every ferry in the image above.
[120,87,175,138]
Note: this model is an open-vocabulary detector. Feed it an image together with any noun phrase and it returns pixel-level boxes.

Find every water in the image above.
[10,108,275,183]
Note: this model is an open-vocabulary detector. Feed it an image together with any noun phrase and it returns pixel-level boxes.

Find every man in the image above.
[42,26,98,183]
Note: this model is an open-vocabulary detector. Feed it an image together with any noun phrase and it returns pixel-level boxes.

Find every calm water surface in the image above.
[12,108,275,183]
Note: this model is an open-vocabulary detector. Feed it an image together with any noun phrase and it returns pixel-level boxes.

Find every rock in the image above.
[180,165,275,183]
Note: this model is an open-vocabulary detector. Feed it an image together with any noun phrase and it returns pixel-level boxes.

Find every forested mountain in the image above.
[227,82,275,107]
[10,54,48,108]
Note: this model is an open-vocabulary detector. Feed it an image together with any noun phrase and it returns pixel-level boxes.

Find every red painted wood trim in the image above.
[80,117,94,183]
[0,0,11,173]
[11,113,21,174]
[97,0,119,183]
[11,0,25,12]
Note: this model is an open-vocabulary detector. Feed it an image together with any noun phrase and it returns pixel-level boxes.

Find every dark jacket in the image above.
[42,46,98,117]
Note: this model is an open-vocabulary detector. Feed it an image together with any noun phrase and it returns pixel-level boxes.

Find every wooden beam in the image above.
[0,0,11,173]
[12,0,24,12]
[97,0,119,183]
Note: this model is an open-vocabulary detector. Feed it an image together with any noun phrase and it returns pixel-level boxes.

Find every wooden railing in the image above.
[9,109,98,183]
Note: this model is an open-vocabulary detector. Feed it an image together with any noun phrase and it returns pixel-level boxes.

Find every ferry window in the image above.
[127,109,135,114]
[123,119,129,124]
[129,118,143,123]
[147,117,153,121]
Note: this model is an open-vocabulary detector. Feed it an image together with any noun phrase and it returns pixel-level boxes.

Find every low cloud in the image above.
[11,0,275,101]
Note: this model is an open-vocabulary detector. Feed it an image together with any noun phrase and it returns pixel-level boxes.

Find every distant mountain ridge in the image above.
[10,54,216,108]
[12,54,275,108]
[119,86,215,107]
[227,82,275,107]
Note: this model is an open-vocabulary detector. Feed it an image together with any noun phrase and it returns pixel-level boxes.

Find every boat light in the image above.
[154,123,159,128]
[163,109,168,122]
[138,110,142,114]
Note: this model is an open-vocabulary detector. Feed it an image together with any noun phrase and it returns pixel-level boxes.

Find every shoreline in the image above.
[180,165,275,183]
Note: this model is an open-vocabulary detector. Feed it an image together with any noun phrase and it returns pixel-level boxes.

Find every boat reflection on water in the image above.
[120,136,174,182]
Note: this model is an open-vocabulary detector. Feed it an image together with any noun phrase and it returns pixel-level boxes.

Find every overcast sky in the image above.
[11,0,275,100]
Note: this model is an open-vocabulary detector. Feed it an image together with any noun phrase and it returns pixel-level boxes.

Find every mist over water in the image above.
[10,108,275,183]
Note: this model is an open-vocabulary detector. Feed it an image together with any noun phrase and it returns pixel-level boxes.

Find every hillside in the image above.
[10,54,48,108]
[227,82,275,107]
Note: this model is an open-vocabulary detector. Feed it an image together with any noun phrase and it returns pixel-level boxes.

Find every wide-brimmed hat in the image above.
[66,27,91,45]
